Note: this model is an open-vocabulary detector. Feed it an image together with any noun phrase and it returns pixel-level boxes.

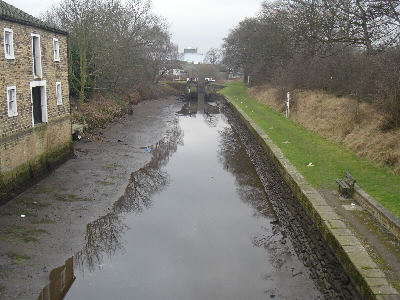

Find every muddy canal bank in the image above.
[0,97,180,299]
[1,94,361,299]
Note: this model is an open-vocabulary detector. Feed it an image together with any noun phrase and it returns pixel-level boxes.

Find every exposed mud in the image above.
[1,94,363,300]
[61,95,324,300]
[0,97,181,299]
[221,98,361,299]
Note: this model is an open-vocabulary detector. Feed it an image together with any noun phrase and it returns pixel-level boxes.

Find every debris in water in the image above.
[292,271,303,277]
[307,162,314,167]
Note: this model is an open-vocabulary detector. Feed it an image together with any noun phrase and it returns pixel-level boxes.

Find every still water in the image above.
[53,96,323,299]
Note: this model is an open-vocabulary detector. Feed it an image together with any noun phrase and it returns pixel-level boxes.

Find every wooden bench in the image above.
[335,172,356,197]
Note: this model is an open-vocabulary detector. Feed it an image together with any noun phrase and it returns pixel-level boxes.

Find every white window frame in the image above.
[30,80,48,126]
[6,86,17,117]
[4,28,15,59]
[56,82,62,105]
[31,33,42,79]
[60,266,66,289]
[53,38,60,62]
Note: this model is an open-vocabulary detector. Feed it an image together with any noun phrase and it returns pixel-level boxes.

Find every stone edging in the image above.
[223,95,399,299]
[354,185,400,241]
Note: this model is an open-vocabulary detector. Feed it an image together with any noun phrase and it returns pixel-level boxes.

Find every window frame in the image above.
[4,28,15,59]
[56,82,62,105]
[53,38,60,62]
[6,86,18,117]
[31,33,42,79]
[30,80,48,127]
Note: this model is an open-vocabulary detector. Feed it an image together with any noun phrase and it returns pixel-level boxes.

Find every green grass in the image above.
[30,218,55,225]
[8,253,30,265]
[0,226,48,243]
[54,193,91,202]
[220,82,400,219]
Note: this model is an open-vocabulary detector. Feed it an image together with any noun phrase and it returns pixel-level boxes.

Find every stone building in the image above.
[0,1,71,201]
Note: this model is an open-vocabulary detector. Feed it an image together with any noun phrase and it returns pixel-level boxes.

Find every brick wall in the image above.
[0,19,71,193]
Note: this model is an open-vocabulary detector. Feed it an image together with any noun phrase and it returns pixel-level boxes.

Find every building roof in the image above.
[0,0,67,35]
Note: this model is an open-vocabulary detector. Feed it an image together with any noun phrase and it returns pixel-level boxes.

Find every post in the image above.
[286,92,290,118]
[247,75,250,85]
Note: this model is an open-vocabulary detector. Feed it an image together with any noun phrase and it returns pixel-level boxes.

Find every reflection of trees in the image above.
[218,127,267,207]
[218,126,294,273]
[75,212,126,272]
[114,118,183,214]
[252,225,289,269]
[75,118,183,272]
[221,103,360,299]
[218,127,290,268]
[203,103,220,128]
[113,169,168,214]
[176,100,220,128]
[176,101,197,116]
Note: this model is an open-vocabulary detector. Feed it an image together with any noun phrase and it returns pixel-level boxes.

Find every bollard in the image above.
[286,92,290,118]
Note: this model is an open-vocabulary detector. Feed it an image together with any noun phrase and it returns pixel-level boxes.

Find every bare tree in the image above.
[43,0,177,106]
[204,48,221,64]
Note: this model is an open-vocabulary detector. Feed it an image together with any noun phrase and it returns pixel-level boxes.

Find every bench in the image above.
[335,172,356,198]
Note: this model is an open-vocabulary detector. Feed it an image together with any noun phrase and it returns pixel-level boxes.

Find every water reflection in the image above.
[218,126,292,271]
[74,212,127,272]
[39,100,327,300]
[72,119,183,273]
[221,100,360,299]
[113,118,183,215]
[37,258,75,300]
[176,100,219,117]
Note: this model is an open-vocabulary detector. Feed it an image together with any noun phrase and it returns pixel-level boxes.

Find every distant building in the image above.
[0,1,71,200]
[182,47,204,64]
[184,47,198,54]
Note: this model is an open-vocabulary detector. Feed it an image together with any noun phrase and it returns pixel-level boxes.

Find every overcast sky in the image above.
[6,0,262,53]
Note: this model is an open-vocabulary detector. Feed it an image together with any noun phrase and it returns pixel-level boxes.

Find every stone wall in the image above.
[222,95,399,299]
[0,19,71,200]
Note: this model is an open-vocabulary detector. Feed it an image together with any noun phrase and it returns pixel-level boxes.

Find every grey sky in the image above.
[6,0,262,52]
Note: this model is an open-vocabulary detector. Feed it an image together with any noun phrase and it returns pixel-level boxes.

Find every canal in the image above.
[39,93,359,299]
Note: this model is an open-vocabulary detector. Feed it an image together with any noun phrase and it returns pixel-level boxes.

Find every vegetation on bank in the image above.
[221,82,400,219]
[249,85,400,174]
[71,82,184,130]
[43,0,180,109]
[222,0,400,129]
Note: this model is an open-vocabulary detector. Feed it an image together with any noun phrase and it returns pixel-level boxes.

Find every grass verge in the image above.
[220,82,400,219]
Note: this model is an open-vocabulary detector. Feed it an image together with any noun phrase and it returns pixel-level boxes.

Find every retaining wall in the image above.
[223,95,399,300]
[0,115,72,203]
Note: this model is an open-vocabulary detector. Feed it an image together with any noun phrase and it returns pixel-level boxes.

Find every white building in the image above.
[182,47,204,64]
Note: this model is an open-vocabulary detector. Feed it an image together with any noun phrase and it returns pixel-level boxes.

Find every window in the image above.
[53,38,60,61]
[56,82,62,105]
[7,86,17,117]
[4,28,14,59]
[31,34,42,78]
[60,267,66,290]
